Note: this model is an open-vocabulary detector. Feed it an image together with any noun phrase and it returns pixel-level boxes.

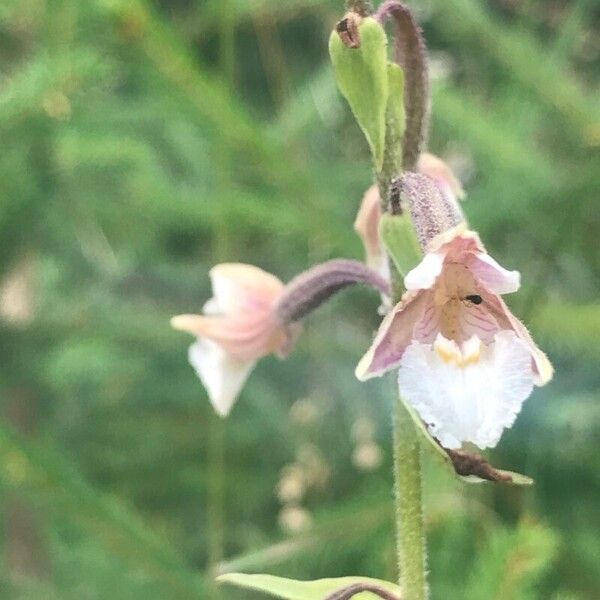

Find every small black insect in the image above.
[465,294,483,305]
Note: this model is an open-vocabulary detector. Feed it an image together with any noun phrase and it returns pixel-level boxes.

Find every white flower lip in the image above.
[188,339,256,417]
[398,331,534,449]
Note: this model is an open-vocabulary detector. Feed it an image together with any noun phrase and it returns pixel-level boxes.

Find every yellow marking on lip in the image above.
[435,343,459,364]
[434,341,481,368]
[461,352,481,367]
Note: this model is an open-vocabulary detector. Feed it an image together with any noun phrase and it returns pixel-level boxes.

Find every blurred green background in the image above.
[0,0,599,598]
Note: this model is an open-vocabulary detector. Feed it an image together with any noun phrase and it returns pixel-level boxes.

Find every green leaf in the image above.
[217,573,401,600]
[379,213,421,276]
[329,17,389,170]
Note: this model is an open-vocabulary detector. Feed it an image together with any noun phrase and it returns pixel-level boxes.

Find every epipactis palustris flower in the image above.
[171,264,297,417]
[172,260,388,417]
[356,173,553,450]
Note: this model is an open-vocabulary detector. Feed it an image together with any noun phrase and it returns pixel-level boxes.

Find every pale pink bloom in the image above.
[356,224,553,450]
[354,153,463,279]
[417,152,465,203]
[171,263,296,417]
[354,185,390,280]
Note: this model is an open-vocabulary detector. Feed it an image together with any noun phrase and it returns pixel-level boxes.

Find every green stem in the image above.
[378,102,428,600]
[392,395,428,599]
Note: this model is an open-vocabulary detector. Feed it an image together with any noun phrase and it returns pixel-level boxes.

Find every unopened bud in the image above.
[329,16,389,170]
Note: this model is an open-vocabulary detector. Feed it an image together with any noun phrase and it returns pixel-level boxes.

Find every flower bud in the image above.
[329,16,389,170]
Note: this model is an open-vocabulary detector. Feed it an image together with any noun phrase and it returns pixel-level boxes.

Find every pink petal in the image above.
[480,289,553,386]
[467,253,520,295]
[404,226,481,290]
[411,226,518,296]
[417,152,466,201]
[454,300,501,344]
[437,226,483,257]
[354,185,383,270]
[209,263,284,314]
[356,290,432,379]
[412,292,440,343]
[171,312,282,361]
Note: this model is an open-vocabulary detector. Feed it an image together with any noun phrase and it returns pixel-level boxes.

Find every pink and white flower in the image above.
[171,263,297,417]
[356,223,553,450]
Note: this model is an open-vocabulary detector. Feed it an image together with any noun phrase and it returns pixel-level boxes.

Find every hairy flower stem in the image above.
[386,189,427,598]
[275,259,390,324]
[370,3,430,594]
[393,395,428,599]
[385,177,429,598]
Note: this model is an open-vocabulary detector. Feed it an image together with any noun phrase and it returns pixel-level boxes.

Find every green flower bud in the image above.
[329,16,389,170]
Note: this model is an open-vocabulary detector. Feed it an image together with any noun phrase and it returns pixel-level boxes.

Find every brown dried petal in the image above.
[445,448,513,483]
[336,13,362,49]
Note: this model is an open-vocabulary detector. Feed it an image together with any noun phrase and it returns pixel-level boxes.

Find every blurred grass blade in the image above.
[431,0,597,132]
[464,521,557,599]
[0,423,207,597]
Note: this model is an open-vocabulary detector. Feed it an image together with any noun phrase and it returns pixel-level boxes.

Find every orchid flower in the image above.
[171,264,297,417]
[354,152,464,279]
[356,173,553,450]
[172,261,389,417]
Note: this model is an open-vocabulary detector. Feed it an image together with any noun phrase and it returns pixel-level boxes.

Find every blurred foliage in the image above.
[0,0,598,598]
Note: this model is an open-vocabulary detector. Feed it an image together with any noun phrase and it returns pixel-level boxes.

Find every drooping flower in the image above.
[354,153,464,279]
[356,174,552,450]
[172,260,389,417]
[171,263,296,417]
